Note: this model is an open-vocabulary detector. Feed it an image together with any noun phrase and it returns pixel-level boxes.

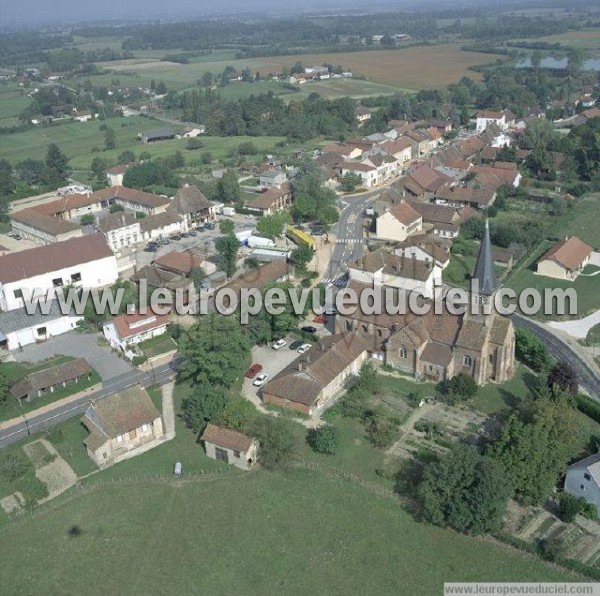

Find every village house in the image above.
[397,164,452,201]
[98,212,141,251]
[10,207,83,245]
[355,105,372,125]
[259,169,287,188]
[261,333,368,416]
[0,234,118,311]
[245,183,293,215]
[475,110,515,133]
[93,186,171,216]
[536,236,593,281]
[82,386,165,467]
[200,424,259,470]
[374,201,422,242]
[139,209,187,241]
[406,201,479,239]
[0,300,83,351]
[103,311,170,354]
[395,235,451,269]
[105,164,130,187]
[435,185,497,210]
[380,137,413,165]
[171,184,216,227]
[10,358,92,403]
[322,143,363,161]
[565,453,600,516]
[338,221,515,385]
[340,161,379,188]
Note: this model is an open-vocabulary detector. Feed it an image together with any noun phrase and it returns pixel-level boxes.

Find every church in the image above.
[335,221,515,385]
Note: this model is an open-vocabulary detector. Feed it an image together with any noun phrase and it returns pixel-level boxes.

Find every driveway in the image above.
[548,309,600,339]
[13,332,133,380]
[589,251,600,267]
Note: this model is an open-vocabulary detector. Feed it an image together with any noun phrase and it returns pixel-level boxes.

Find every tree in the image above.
[220,395,257,431]
[178,314,250,388]
[44,143,68,186]
[364,408,397,448]
[515,328,552,372]
[419,444,513,535]
[290,245,313,271]
[80,213,95,225]
[109,204,124,213]
[443,372,478,404]
[316,204,339,228]
[0,160,15,197]
[104,127,116,151]
[490,397,583,505]
[0,369,8,408]
[117,150,135,164]
[182,383,229,433]
[219,219,235,235]
[248,415,298,470]
[256,211,289,239]
[215,233,240,278]
[217,170,240,202]
[188,266,206,289]
[307,425,338,455]
[547,361,578,395]
[340,171,362,192]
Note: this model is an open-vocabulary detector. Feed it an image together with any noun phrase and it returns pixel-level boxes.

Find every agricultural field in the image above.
[90,43,504,92]
[527,29,600,51]
[551,193,600,248]
[0,85,31,128]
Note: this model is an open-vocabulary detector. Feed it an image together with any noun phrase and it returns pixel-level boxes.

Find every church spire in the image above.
[472,219,498,296]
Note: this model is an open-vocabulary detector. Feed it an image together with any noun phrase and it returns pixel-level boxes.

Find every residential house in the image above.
[171,184,216,227]
[261,333,368,415]
[10,208,83,245]
[98,212,141,251]
[103,311,170,354]
[396,164,452,201]
[139,209,187,241]
[259,169,287,188]
[475,110,515,132]
[105,164,130,187]
[0,234,118,311]
[322,143,363,161]
[200,424,258,470]
[0,300,83,351]
[435,185,497,210]
[140,128,177,144]
[10,358,92,403]
[380,137,413,165]
[536,236,593,281]
[374,201,422,242]
[395,235,451,269]
[246,183,293,215]
[82,386,165,467]
[406,201,478,239]
[92,186,171,216]
[565,453,600,516]
[355,105,372,125]
[340,161,379,189]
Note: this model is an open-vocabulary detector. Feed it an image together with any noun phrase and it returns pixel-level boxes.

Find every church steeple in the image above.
[472,219,498,296]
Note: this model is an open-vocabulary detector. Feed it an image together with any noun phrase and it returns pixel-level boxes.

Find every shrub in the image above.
[132,355,147,366]
[558,492,598,523]
[442,373,477,404]
[0,454,31,482]
[307,425,338,455]
[365,409,397,448]
[574,393,600,424]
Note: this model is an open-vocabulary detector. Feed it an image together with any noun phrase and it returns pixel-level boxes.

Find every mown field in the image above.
[528,29,600,50]
[91,43,503,91]
[0,85,32,128]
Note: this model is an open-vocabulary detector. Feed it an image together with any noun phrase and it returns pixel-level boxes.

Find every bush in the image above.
[186,138,204,150]
[574,393,600,424]
[558,492,598,523]
[307,425,338,455]
[132,355,147,366]
[365,409,397,448]
[0,454,31,481]
[537,536,564,562]
[442,373,478,404]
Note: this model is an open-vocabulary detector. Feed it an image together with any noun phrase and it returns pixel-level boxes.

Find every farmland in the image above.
[524,29,600,50]
[92,43,503,92]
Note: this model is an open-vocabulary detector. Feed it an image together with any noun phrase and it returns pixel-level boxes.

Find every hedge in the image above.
[574,393,600,424]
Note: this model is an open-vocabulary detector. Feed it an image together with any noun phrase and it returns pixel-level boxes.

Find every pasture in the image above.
[532,29,600,50]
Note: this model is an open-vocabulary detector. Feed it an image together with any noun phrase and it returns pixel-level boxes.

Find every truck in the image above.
[247,235,275,249]
[235,229,253,245]
[221,206,236,217]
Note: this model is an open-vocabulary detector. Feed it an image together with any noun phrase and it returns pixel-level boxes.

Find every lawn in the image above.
[0,85,31,127]
[551,194,600,248]
[471,364,536,415]
[0,468,582,593]
[138,335,177,359]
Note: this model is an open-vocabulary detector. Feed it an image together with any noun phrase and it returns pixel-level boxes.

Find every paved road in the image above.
[511,313,600,398]
[0,358,181,449]
[321,190,380,286]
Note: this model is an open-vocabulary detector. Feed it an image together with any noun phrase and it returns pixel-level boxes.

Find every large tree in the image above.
[247,415,298,470]
[419,444,513,535]
[178,314,250,388]
[215,233,240,278]
[44,143,69,186]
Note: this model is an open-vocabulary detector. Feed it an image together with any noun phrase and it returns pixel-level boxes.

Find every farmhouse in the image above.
[140,128,177,144]
[245,183,292,215]
[82,386,165,467]
[536,236,592,281]
[435,185,497,210]
[171,184,216,227]
[103,311,170,354]
[0,301,83,351]
[355,105,372,125]
[565,453,600,516]
[200,424,259,470]
[10,207,83,245]
[261,333,368,416]
[374,201,422,242]
[10,358,92,403]
[105,164,130,187]
[0,234,118,311]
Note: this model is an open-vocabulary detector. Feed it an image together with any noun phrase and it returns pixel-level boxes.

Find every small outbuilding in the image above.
[200,423,258,470]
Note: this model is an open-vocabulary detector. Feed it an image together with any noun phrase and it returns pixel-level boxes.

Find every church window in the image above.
[463,355,472,366]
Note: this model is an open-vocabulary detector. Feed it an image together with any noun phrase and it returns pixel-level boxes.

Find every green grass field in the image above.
[0,85,32,128]
[551,194,600,248]
[0,467,582,594]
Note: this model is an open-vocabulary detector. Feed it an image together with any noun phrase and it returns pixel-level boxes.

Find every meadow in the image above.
[528,29,600,51]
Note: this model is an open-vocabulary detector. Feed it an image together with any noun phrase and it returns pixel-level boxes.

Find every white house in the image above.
[259,169,287,188]
[0,234,119,311]
[565,453,600,516]
[0,301,83,351]
[341,162,379,188]
[99,212,141,252]
[375,202,422,242]
[105,164,129,187]
[475,110,515,133]
[103,311,170,354]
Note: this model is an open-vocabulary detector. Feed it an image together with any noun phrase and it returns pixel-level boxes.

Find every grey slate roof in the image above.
[472,219,498,296]
[0,301,76,335]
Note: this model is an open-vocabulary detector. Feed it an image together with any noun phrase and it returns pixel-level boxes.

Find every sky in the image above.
[0,0,398,27]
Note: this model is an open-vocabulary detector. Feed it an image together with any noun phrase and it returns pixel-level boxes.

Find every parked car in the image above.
[180,232,190,238]
[313,315,326,324]
[253,372,269,387]
[188,229,197,237]
[144,245,158,252]
[245,363,263,379]
[158,238,170,245]
[171,234,182,241]
[204,222,215,230]
[297,343,311,354]
[271,339,286,350]
[289,340,303,350]
[301,326,317,334]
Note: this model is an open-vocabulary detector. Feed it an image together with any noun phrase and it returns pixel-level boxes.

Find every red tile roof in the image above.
[539,236,592,271]
[201,424,254,452]
[110,311,170,340]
